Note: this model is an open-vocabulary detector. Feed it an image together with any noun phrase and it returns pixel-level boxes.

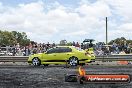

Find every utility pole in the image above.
[106,17,108,45]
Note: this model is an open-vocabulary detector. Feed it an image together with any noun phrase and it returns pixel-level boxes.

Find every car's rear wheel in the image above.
[69,57,78,66]
[32,57,41,66]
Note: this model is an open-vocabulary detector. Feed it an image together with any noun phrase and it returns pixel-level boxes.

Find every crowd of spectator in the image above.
[0,41,132,56]
[94,41,132,55]
[0,42,56,56]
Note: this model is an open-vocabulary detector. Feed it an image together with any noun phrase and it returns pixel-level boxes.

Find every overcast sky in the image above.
[0,0,132,43]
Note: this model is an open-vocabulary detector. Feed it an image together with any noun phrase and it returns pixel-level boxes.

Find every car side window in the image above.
[59,47,72,53]
[46,48,60,54]
[46,48,55,54]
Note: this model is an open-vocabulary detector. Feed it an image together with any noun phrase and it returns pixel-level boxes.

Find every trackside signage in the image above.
[78,66,130,83]
[85,74,130,83]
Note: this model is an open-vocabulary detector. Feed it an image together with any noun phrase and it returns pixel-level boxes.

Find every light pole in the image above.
[106,17,108,45]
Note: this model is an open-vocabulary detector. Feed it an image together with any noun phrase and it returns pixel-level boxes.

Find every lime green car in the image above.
[28,46,93,66]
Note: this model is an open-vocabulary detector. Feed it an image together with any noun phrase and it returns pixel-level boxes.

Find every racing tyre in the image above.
[79,79,84,84]
[69,57,78,66]
[65,75,77,82]
[32,57,41,66]
[79,77,85,84]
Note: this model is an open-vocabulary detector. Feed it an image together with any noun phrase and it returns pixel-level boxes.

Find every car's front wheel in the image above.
[69,57,78,66]
[32,57,41,66]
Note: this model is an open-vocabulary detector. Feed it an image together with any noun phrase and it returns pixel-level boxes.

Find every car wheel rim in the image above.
[32,58,39,66]
[69,57,78,66]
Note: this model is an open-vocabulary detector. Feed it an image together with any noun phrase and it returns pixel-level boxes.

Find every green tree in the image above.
[0,30,30,46]
[66,42,72,46]
[11,31,30,46]
[108,37,132,45]
[0,30,16,45]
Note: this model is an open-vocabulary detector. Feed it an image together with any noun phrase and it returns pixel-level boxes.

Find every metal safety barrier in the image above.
[0,56,28,62]
[96,54,132,61]
[0,55,132,62]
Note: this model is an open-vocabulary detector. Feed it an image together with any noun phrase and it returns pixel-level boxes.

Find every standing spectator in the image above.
[28,43,33,54]
[29,43,32,50]
[37,43,41,53]
[127,43,131,54]
[95,43,99,50]
[84,43,89,50]
[81,43,84,49]
[75,42,80,47]
[72,41,75,46]
[16,43,20,55]
[52,42,56,47]
[32,43,38,54]
[42,43,46,48]
[16,43,20,48]
[115,45,119,54]
[124,41,128,49]
[39,43,43,53]
[98,49,104,55]
[32,48,37,54]
[104,47,110,55]
[46,42,50,51]
[12,44,16,56]
[112,41,117,53]
[42,43,46,52]
[89,40,93,48]
[99,43,102,50]
[24,46,30,56]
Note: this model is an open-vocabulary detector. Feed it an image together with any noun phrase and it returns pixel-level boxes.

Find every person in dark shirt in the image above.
[24,46,30,56]
[75,42,80,47]
[89,40,93,48]
[72,41,75,46]
[12,44,16,56]
[12,47,16,56]
[46,42,50,51]
[52,43,55,47]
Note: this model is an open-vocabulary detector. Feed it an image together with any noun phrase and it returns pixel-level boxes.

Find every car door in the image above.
[56,47,73,60]
[43,48,60,62]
